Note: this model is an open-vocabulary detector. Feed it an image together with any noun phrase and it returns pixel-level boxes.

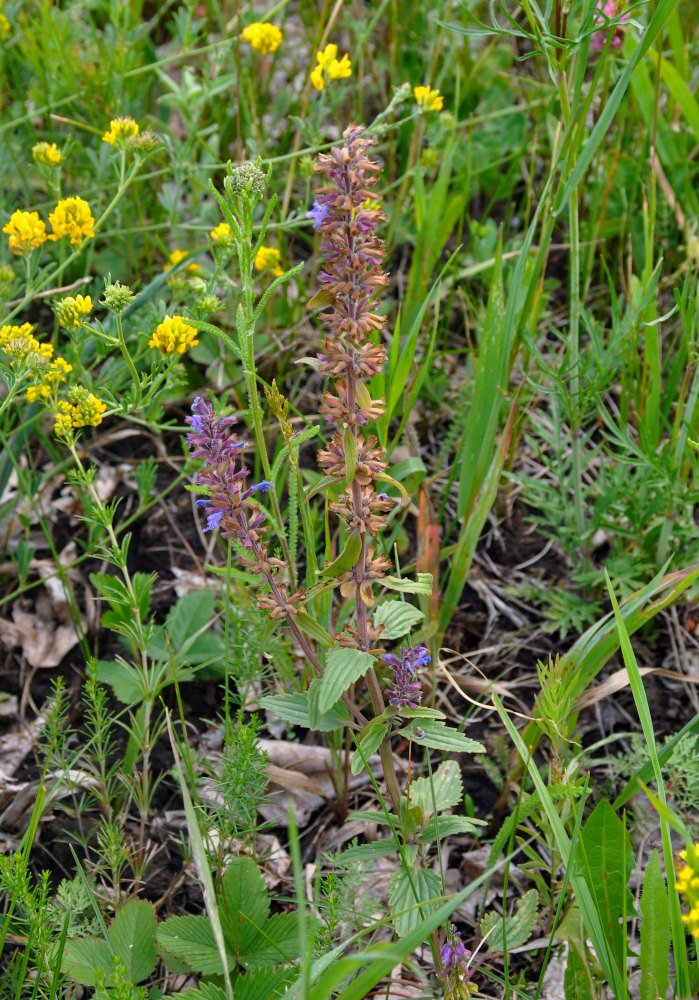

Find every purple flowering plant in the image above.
[186,130,484,868]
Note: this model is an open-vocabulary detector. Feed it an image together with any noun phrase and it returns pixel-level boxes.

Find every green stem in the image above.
[115,312,141,392]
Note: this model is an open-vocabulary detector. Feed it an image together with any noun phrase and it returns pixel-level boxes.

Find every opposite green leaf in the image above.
[382,573,433,596]
[408,759,463,816]
[351,719,389,775]
[318,647,376,714]
[480,888,538,953]
[389,864,442,938]
[372,600,425,639]
[396,719,485,754]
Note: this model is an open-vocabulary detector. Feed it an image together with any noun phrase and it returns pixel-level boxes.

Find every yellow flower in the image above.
[414,86,444,112]
[56,294,92,328]
[32,142,63,166]
[54,400,74,437]
[676,843,699,939]
[241,22,282,55]
[148,315,199,355]
[0,324,54,369]
[163,249,200,273]
[26,356,73,403]
[3,210,47,255]
[102,116,139,146]
[311,43,352,91]
[48,197,95,245]
[210,222,233,245]
[0,12,10,38]
[254,245,283,277]
[67,386,107,427]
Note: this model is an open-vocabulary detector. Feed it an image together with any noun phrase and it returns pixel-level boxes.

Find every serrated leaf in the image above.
[398,707,445,720]
[95,660,145,706]
[396,719,485,754]
[639,851,670,1000]
[259,691,349,732]
[162,588,216,650]
[372,601,425,640]
[235,966,296,1000]
[157,915,232,975]
[318,647,376,714]
[243,912,302,966]
[389,865,442,938]
[347,809,397,826]
[110,900,156,983]
[182,984,228,1000]
[339,839,399,863]
[480,888,539,952]
[307,677,350,730]
[220,857,270,958]
[421,815,487,843]
[382,573,433,595]
[351,719,389,775]
[293,611,335,648]
[408,760,462,816]
[61,938,114,986]
[321,534,363,578]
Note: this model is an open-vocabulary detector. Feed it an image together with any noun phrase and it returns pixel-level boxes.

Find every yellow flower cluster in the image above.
[241,22,282,55]
[26,357,73,403]
[54,389,107,437]
[56,294,93,328]
[32,142,63,166]
[210,222,233,245]
[49,197,95,245]
[163,249,200,273]
[414,86,444,112]
[149,315,199,355]
[254,245,283,277]
[3,210,47,255]
[0,10,9,39]
[676,843,699,939]
[311,44,352,91]
[102,116,139,146]
[0,323,53,363]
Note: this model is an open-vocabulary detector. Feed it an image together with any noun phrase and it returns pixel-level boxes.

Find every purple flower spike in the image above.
[204,509,225,532]
[306,200,330,229]
[385,644,430,709]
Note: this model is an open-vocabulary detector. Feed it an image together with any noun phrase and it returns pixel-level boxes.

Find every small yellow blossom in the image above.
[254,245,283,277]
[676,843,699,939]
[3,210,47,255]
[163,249,200,273]
[26,357,73,402]
[54,400,74,437]
[0,324,54,369]
[241,22,282,55]
[148,315,199,355]
[311,43,352,91]
[210,222,233,244]
[0,12,10,39]
[56,294,92,328]
[32,142,63,166]
[102,116,139,146]
[414,86,444,112]
[67,385,107,427]
[48,197,95,245]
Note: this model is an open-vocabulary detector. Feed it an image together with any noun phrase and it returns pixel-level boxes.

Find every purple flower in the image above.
[204,509,224,532]
[306,200,330,229]
[591,0,629,51]
[249,480,273,494]
[185,396,244,464]
[385,645,430,709]
[438,930,473,995]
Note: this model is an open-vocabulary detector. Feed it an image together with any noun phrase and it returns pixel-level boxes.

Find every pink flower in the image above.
[591,0,629,52]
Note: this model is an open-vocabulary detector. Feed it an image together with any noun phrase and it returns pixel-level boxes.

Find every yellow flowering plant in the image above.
[163,249,200,273]
[241,22,282,55]
[254,245,283,277]
[48,197,96,245]
[102,116,139,146]
[414,85,444,111]
[3,210,47,255]
[32,142,63,167]
[310,43,352,91]
[55,294,93,328]
[148,314,199,355]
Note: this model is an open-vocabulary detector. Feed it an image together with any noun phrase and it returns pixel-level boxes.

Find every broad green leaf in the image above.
[318,647,375,714]
[389,864,442,938]
[564,942,596,1000]
[235,967,296,1000]
[480,888,538,952]
[398,706,445,720]
[259,691,349,732]
[339,839,399,863]
[110,900,156,983]
[95,659,145,706]
[408,760,462,816]
[157,915,231,975]
[61,938,114,986]
[396,719,485,754]
[220,857,270,959]
[372,601,425,640]
[639,851,670,1000]
[382,573,433,596]
[243,912,302,967]
[320,534,362,578]
[574,800,633,976]
[182,984,227,1000]
[421,815,486,843]
[347,809,396,826]
[351,719,388,775]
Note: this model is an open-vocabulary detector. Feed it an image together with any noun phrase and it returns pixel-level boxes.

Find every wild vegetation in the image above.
[1,1,698,998]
